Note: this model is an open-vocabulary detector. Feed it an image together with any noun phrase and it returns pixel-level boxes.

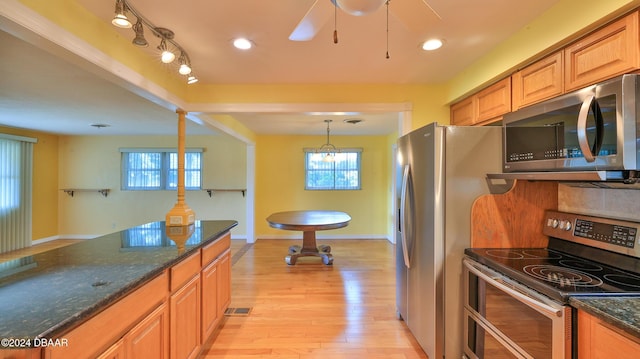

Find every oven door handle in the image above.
[463,259,563,318]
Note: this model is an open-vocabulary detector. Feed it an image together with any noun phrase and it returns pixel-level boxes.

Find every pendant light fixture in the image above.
[316,119,341,162]
[110,0,197,84]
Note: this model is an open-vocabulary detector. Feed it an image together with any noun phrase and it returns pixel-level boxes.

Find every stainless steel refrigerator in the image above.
[396,122,505,359]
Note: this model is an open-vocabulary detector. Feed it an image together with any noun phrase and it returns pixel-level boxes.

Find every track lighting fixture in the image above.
[111,0,197,83]
[187,74,199,84]
[178,52,192,75]
[111,0,132,28]
[131,19,148,47]
[158,38,176,64]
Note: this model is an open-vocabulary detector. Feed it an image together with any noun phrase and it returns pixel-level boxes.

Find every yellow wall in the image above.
[446,0,640,102]
[57,134,247,236]
[0,126,59,240]
[256,134,390,238]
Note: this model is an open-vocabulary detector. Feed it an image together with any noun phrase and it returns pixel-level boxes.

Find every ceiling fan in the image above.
[289,0,441,41]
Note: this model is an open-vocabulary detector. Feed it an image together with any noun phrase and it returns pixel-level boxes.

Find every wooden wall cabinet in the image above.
[450,96,474,126]
[450,77,511,126]
[512,51,564,110]
[578,309,640,359]
[565,10,640,91]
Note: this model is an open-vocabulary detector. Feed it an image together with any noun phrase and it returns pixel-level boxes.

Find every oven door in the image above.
[463,258,572,359]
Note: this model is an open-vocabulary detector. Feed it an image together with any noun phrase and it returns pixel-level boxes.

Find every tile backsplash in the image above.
[558,185,640,222]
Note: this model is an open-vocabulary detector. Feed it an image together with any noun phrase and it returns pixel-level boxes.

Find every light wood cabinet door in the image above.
[450,78,511,126]
[565,10,640,91]
[125,303,169,359]
[170,274,202,359]
[217,250,232,317]
[201,258,220,341]
[475,77,511,124]
[578,309,640,359]
[96,340,124,359]
[450,96,474,126]
[512,51,564,110]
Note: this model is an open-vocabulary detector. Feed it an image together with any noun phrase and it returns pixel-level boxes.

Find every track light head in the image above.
[158,38,176,63]
[187,74,199,84]
[131,19,148,47]
[178,52,192,75]
[112,0,132,28]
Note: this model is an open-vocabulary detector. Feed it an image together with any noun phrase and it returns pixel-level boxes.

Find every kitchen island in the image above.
[0,219,237,359]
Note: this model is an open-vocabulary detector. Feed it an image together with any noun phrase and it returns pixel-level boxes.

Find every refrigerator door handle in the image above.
[400,164,411,268]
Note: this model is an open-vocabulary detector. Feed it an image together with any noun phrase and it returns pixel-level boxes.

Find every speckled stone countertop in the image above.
[570,296,640,338]
[0,220,237,340]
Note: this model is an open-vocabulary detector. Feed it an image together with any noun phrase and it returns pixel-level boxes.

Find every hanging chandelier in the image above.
[110,0,197,84]
[314,119,341,162]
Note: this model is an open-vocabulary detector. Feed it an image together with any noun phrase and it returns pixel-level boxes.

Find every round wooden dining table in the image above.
[266,210,351,265]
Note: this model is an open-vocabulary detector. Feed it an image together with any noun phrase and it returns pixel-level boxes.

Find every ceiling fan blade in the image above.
[391,0,442,34]
[289,0,334,41]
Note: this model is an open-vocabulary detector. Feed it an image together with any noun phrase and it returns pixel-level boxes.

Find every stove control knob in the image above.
[551,219,559,228]
[558,220,570,231]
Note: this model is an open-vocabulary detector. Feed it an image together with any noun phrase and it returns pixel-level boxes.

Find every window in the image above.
[121,148,202,190]
[304,149,361,190]
[1,134,36,252]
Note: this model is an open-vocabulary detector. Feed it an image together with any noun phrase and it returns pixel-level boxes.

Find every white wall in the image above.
[57,134,247,238]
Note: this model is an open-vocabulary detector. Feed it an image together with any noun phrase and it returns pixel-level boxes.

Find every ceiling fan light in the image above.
[422,39,443,51]
[335,0,386,16]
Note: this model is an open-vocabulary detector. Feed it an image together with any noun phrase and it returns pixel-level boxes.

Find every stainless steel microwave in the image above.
[499,74,640,182]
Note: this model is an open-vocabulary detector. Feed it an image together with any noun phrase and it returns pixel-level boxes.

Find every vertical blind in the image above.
[0,134,36,253]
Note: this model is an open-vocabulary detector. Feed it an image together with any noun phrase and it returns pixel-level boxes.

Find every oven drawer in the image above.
[463,258,572,359]
[464,308,527,359]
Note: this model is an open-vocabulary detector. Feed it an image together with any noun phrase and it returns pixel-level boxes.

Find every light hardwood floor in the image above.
[203,239,428,359]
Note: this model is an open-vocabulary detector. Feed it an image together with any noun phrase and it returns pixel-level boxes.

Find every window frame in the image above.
[303,148,362,191]
[120,148,203,191]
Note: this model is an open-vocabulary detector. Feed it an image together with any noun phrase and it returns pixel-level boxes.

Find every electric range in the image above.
[465,210,640,303]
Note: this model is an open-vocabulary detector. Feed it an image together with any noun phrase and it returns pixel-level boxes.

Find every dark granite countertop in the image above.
[0,220,237,340]
[570,296,640,338]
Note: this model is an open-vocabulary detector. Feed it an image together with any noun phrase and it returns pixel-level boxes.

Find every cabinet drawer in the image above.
[201,232,231,266]
[171,252,201,292]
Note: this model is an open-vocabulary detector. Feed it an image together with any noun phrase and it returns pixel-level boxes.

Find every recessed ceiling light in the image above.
[233,38,253,50]
[421,39,443,51]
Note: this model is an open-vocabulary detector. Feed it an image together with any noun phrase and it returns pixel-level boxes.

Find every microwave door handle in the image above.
[400,164,411,268]
[577,95,597,162]
[463,260,563,318]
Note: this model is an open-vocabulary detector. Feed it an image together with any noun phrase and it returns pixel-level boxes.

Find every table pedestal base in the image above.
[285,231,333,265]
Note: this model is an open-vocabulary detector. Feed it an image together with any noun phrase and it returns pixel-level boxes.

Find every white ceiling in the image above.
[0,0,560,137]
